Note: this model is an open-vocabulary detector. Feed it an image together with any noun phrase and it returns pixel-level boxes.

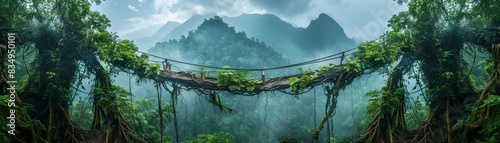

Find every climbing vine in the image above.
[289,66,319,92]
[92,85,134,115]
[365,87,405,117]
[216,66,261,92]
[352,41,401,71]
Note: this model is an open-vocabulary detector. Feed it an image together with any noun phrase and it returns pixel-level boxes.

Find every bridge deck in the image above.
[158,66,351,94]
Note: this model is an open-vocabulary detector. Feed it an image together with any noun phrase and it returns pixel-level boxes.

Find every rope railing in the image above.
[137,47,357,72]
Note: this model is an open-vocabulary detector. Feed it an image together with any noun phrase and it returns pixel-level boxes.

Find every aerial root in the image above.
[354,111,409,143]
[408,106,439,143]
[354,115,381,142]
[113,113,145,143]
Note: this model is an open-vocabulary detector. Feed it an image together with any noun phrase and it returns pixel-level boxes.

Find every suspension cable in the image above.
[137,47,357,71]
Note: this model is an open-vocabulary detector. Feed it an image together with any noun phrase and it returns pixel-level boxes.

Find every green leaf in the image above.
[480,95,500,108]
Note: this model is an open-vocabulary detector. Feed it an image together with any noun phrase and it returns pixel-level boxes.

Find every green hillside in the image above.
[149,16,289,69]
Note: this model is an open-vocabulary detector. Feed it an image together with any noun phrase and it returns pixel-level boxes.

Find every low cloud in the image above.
[117,0,405,40]
[248,0,312,17]
[121,0,265,35]
[128,5,139,12]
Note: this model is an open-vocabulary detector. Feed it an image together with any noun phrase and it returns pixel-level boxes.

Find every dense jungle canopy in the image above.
[1,0,500,143]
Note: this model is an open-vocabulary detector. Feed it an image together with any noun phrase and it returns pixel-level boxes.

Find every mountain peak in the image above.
[149,15,289,69]
[300,13,354,55]
[318,13,331,19]
[307,13,342,31]
[146,13,355,61]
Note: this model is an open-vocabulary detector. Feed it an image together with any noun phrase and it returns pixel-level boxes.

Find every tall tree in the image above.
[353,0,500,142]
[0,0,159,142]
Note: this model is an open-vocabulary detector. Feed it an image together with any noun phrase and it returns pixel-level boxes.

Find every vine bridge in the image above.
[137,47,359,95]
[132,47,365,143]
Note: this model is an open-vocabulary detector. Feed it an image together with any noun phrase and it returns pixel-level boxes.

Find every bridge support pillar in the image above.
[340,52,345,65]
[163,60,171,73]
[201,71,205,81]
[261,70,265,84]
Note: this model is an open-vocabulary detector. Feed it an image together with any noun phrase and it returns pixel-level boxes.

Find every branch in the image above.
[461,27,500,50]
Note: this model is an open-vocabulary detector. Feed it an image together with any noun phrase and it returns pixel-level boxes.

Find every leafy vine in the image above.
[216,66,262,91]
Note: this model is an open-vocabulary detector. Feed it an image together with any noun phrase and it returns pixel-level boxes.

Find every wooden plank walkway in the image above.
[158,66,353,94]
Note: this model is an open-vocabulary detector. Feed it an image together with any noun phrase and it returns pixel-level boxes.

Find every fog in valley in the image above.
[62,0,416,142]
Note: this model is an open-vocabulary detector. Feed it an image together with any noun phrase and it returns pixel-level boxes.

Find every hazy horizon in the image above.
[91,0,407,41]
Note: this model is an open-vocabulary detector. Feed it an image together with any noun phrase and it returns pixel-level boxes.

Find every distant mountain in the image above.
[148,16,289,71]
[142,13,356,62]
[155,21,182,37]
[301,13,355,53]
[121,23,163,41]
[133,21,180,50]
[160,14,216,44]
[223,14,303,62]
[223,14,357,62]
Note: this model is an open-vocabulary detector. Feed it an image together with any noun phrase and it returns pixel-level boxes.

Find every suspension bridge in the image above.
[135,47,359,95]
[133,47,364,143]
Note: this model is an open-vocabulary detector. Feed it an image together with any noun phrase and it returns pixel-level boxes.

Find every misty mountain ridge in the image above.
[302,13,355,52]
[138,13,356,62]
[226,13,356,60]
[121,24,163,40]
[134,21,181,49]
[148,16,289,73]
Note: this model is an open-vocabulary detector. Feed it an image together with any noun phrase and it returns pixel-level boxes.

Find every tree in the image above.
[352,0,500,142]
[0,0,158,142]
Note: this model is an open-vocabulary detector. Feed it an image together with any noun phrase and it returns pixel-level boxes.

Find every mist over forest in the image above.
[1,0,500,143]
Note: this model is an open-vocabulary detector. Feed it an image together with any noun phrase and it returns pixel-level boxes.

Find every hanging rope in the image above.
[350,86,355,139]
[264,93,271,140]
[155,81,164,143]
[139,33,397,73]
[137,47,356,71]
[313,87,317,143]
[325,87,331,143]
[313,87,317,131]
[129,73,137,132]
[163,82,180,143]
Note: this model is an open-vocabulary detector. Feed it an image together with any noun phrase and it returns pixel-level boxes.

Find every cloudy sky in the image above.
[91,0,407,40]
